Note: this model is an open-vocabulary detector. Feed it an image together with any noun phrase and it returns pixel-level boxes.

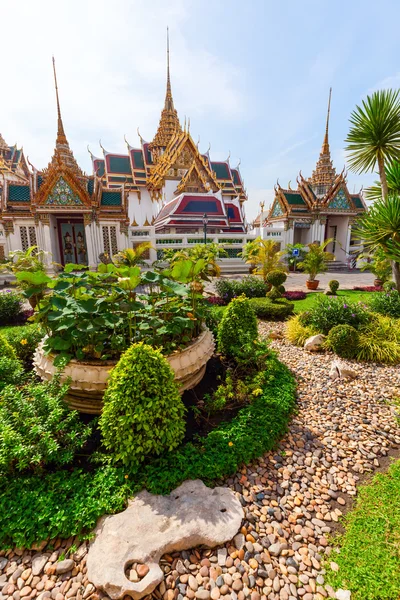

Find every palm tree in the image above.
[241,238,287,282]
[345,89,400,199]
[365,160,400,202]
[113,242,153,267]
[353,194,400,291]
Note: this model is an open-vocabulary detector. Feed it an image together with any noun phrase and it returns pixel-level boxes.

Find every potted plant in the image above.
[297,240,335,290]
[360,247,392,288]
[31,260,214,413]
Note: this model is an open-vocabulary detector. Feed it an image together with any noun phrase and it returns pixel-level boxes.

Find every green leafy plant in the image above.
[299,295,370,334]
[285,243,306,269]
[0,334,17,360]
[325,324,359,358]
[160,243,226,280]
[217,295,258,356]
[1,323,44,369]
[357,316,400,364]
[240,238,287,282]
[365,160,400,202]
[0,357,25,391]
[248,297,294,320]
[204,305,227,337]
[0,375,92,474]
[297,240,335,282]
[0,290,24,326]
[266,270,287,299]
[0,246,52,308]
[360,247,393,283]
[368,288,400,318]
[99,343,186,467]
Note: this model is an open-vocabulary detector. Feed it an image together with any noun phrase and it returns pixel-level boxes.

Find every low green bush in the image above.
[0,376,92,475]
[248,297,294,320]
[217,295,258,356]
[0,352,295,548]
[325,324,359,359]
[1,323,44,368]
[204,305,226,337]
[214,276,269,303]
[299,295,370,334]
[356,315,400,364]
[368,289,400,319]
[328,279,339,295]
[0,357,25,391]
[100,343,186,467]
[0,290,23,326]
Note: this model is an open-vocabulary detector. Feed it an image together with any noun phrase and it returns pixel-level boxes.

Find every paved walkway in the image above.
[218,271,375,292]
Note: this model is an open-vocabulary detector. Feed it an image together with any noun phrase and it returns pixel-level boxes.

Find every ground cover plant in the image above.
[291,290,378,313]
[298,295,370,335]
[326,459,400,600]
[367,287,400,318]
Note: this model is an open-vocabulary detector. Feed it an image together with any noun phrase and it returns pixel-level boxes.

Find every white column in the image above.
[85,224,97,269]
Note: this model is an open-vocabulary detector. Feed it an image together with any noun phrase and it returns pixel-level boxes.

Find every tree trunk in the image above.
[392,261,400,292]
[377,153,389,199]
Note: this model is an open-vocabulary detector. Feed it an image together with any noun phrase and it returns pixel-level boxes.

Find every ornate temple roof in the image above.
[309,88,336,190]
[148,29,182,158]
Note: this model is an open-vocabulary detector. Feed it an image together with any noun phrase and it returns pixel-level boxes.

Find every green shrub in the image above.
[325,324,359,358]
[217,295,258,356]
[0,291,23,326]
[100,343,186,467]
[0,376,92,474]
[249,297,294,320]
[0,333,17,360]
[0,352,296,548]
[383,281,396,292]
[266,270,287,299]
[204,305,226,337]
[299,295,370,334]
[285,315,318,346]
[328,279,339,294]
[0,357,25,391]
[1,324,44,368]
[368,289,400,318]
[215,276,269,303]
[356,315,400,364]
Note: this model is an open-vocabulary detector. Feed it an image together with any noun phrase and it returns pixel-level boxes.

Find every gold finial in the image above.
[187,117,190,132]
[260,201,265,212]
[310,88,336,188]
[52,56,67,146]
[322,87,332,154]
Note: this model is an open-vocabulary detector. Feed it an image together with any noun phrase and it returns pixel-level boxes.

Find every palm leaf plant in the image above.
[113,242,153,267]
[297,240,335,283]
[240,238,287,283]
[365,160,400,202]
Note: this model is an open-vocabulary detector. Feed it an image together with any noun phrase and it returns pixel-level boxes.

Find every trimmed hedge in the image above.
[0,354,296,547]
[215,277,269,303]
[248,297,294,320]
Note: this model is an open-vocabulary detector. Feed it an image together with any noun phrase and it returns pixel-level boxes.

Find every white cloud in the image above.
[367,73,400,94]
[0,0,246,173]
[246,188,275,221]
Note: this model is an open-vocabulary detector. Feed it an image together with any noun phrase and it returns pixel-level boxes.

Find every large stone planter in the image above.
[33,328,214,414]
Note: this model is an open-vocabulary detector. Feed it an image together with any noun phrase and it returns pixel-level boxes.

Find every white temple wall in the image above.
[326,216,350,261]
[127,189,162,227]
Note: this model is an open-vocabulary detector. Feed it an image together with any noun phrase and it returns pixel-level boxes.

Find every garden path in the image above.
[0,323,399,600]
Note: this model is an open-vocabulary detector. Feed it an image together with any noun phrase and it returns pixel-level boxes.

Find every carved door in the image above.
[58,219,88,266]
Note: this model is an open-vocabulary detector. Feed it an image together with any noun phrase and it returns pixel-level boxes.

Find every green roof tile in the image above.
[283,192,306,206]
[108,156,131,174]
[351,195,364,209]
[212,162,230,180]
[101,191,122,206]
[8,185,30,202]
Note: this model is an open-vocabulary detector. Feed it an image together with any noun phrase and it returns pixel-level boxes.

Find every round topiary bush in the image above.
[99,342,186,467]
[217,295,257,356]
[329,280,340,295]
[326,324,359,358]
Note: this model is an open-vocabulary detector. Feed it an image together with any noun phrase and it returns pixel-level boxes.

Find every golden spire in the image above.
[52,56,67,146]
[310,87,336,189]
[149,28,182,156]
[48,57,84,178]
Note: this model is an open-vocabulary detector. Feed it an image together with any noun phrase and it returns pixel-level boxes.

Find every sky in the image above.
[2,0,400,220]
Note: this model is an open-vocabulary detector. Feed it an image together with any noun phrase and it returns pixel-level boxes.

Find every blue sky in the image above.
[2,0,399,220]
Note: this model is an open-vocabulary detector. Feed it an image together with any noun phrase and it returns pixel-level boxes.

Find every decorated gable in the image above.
[328,188,350,210]
[45,177,84,206]
[271,199,285,218]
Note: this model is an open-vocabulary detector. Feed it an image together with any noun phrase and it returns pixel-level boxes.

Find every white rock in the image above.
[336,590,351,600]
[32,554,50,576]
[329,360,357,380]
[304,334,326,352]
[86,480,243,600]
[217,548,227,566]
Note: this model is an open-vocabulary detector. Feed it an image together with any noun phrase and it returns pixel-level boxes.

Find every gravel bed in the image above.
[0,321,399,600]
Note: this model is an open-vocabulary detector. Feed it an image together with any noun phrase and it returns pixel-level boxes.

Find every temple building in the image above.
[0,39,247,268]
[265,89,366,262]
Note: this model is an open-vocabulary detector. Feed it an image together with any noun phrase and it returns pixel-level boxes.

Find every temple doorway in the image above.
[57,218,88,266]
